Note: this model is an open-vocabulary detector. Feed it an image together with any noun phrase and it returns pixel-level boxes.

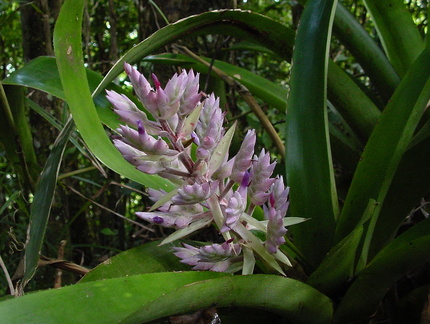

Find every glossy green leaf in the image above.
[17,117,75,293]
[336,45,430,242]
[0,83,28,189]
[285,0,339,269]
[327,60,380,141]
[297,0,400,102]
[363,0,424,77]
[3,85,38,184]
[333,217,430,323]
[368,134,430,258]
[0,272,332,324]
[3,56,121,130]
[332,2,399,102]
[123,274,333,324]
[307,225,363,296]
[79,240,189,283]
[0,272,229,323]
[53,0,173,191]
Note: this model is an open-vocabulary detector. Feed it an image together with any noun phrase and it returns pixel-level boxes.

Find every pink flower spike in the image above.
[248,149,276,205]
[172,180,219,205]
[231,130,256,184]
[173,241,242,272]
[264,202,287,253]
[179,69,201,116]
[106,90,160,135]
[220,190,246,233]
[151,73,161,88]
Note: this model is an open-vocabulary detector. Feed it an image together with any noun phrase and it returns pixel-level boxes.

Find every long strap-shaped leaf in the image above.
[296,0,400,103]
[333,217,430,323]
[285,0,339,269]
[16,117,74,295]
[53,0,173,191]
[336,45,430,242]
[331,2,400,102]
[124,274,332,324]
[363,0,424,77]
[0,272,333,324]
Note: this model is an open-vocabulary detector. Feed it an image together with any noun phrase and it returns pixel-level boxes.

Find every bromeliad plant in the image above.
[1,0,430,323]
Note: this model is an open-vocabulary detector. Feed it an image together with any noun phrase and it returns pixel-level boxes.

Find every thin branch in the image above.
[0,254,15,296]
[63,183,155,232]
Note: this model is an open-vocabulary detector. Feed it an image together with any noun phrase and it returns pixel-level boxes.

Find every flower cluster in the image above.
[107,63,300,275]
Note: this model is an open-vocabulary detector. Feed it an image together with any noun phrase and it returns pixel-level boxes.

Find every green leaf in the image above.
[160,218,213,245]
[285,0,339,269]
[327,60,380,140]
[0,272,229,323]
[3,85,38,183]
[17,117,75,293]
[333,217,430,323]
[0,272,332,324]
[123,274,333,324]
[368,134,430,258]
[297,0,400,102]
[331,2,400,102]
[336,45,430,242]
[307,225,363,296]
[363,0,424,77]
[2,56,120,130]
[0,83,32,190]
[53,0,173,191]
[79,240,189,283]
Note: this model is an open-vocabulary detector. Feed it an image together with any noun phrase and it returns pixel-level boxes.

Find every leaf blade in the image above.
[53,0,173,191]
[285,0,339,269]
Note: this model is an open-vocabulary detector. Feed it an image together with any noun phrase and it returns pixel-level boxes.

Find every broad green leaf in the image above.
[0,272,229,323]
[123,274,333,324]
[3,85,38,183]
[327,60,380,140]
[333,217,430,323]
[307,225,363,296]
[2,56,120,130]
[368,135,430,258]
[53,0,173,191]
[17,117,75,294]
[79,240,189,283]
[332,2,399,102]
[363,0,424,77]
[297,0,400,103]
[0,83,30,190]
[336,46,430,242]
[285,0,339,269]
